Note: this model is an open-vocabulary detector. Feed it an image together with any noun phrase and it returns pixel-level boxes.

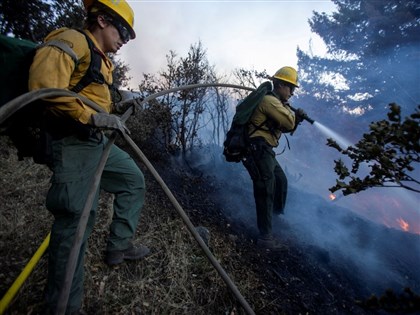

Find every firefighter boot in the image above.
[105,244,150,266]
[257,234,286,251]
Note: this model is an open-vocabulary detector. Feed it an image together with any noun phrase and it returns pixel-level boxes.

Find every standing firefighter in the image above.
[243,66,305,250]
[28,0,149,313]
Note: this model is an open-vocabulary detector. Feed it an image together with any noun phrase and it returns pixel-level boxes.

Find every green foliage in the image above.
[328,103,420,195]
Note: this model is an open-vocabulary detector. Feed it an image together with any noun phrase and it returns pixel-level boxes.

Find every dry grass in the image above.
[4,136,413,315]
[0,137,259,315]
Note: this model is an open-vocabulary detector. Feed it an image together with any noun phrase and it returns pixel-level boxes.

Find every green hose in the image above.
[0,84,258,315]
[0,88,105,127]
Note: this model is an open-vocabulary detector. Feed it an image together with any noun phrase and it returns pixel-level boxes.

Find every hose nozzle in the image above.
[289,105,315,124]
[301,112,315,124]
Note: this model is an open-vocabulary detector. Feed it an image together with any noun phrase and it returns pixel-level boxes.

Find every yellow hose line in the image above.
[0,232,50,315]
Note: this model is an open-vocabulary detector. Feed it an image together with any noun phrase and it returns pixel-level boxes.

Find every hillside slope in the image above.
[1,138,419,314]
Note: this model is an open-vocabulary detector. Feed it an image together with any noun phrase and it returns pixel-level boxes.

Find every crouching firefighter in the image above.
[242,66,307,250]
[28,0,150,313]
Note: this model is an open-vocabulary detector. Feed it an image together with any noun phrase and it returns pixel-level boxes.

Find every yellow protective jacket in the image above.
[248,94,296,147]
[28,28,114,124]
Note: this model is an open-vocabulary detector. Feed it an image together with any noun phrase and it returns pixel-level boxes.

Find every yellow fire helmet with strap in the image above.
[83,0,136,40]
[272,66,299,88]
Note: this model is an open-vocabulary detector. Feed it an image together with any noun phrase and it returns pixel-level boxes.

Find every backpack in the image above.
[0,30,104,164]
[222,81,273,162]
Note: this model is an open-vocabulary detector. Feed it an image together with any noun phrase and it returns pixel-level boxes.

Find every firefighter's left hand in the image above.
[91,113,131,135]
[113,100,137,115]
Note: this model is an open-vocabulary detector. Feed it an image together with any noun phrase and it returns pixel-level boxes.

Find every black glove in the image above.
[113,96,145,115]
[91,113,131,134]
[294,108,307,125]
[113,100,136,115]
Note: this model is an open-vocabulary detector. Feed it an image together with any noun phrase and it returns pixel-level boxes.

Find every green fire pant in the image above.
[44,134,145,314]
[243,138,287,236]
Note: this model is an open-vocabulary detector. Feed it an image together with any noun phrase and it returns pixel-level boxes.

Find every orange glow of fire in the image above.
[329,193,336,201]
[396,218,410,232]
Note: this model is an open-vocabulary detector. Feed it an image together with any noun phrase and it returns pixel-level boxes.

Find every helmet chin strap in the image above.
[270,85,287,102]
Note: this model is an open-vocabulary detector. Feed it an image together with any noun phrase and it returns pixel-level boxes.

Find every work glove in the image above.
[113,100,135,115]
[288,107,307,135]
[113,96,145,115]
[294,108,307,125]
[91,113,131,135]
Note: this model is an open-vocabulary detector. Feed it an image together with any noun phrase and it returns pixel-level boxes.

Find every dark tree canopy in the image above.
[328,103,420,194]
[0,0,130,87]
[310,0,420,55]
[0,0,85,42]
[298,0,420,126]
[297,0,420,195]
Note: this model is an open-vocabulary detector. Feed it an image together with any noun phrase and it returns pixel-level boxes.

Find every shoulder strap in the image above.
[38,31,105,94]
[39,39,79,65]
[233,81,273,125]
[71,30,105,93]
[245,82,273,136]
[249,119,268,135]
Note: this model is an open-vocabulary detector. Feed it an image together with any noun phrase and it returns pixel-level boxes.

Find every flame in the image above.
[397,218,410,232]
[329,193,336,201]
[341,191,420,235]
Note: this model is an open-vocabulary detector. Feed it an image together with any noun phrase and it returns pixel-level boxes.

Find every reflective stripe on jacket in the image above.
[248,94,296,147]
[28,28,114,124]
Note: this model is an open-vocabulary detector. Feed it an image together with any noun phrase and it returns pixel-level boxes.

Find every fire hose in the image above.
[0,84,315,314]
[0,85,256,315]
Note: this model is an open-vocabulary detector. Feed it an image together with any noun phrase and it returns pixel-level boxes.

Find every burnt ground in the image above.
[156,154,420,315]
[1,138,420,315]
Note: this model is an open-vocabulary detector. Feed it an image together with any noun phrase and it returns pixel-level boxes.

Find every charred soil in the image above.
[158,158,420,315]
[1,138,419,315]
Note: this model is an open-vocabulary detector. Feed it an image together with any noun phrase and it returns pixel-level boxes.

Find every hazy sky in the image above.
[119,0,337,87]
[115,1,420,234]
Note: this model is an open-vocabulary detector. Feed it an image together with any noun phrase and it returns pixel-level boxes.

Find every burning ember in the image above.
[397,218,410,232]
[329,193,336,201]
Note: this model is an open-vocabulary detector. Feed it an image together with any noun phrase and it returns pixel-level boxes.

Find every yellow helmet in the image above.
[83,0,136,40]
[272,66,299,88]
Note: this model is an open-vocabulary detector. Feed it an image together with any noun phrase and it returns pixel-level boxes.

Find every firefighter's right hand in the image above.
[91,113,131,135]
[294,108,307,125]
